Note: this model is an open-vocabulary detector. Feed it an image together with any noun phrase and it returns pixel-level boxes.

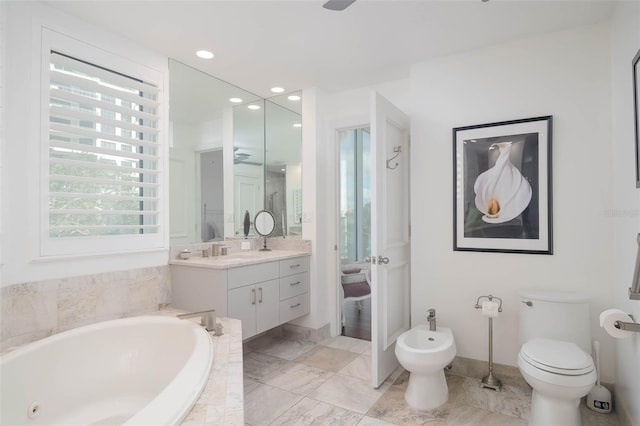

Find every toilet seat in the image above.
[520,339,594,376]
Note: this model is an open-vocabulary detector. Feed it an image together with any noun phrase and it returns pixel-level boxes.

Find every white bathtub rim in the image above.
[1,315,214,426]
[125,316,213,426]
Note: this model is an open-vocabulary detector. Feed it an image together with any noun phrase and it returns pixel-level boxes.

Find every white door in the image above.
[370,91,411,388]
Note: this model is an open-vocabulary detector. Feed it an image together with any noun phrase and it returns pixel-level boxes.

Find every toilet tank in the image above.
[519,289,591,354]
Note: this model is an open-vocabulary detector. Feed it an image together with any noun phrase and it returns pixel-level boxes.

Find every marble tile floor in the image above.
[243,334,621,426]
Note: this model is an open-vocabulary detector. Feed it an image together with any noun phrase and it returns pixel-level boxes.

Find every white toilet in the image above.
[518,290,597,426]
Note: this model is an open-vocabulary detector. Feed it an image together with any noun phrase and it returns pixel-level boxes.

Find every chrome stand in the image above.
[474,295,503,391]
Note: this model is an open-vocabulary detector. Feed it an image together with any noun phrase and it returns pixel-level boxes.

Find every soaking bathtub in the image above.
[0,316,213,425]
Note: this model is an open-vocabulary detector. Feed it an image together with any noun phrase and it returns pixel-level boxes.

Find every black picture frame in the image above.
[453,116,553,254]
[634,47,640,188]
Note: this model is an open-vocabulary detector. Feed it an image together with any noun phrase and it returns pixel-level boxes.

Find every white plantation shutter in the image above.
[39,27,166,257]
[48,51,160,238]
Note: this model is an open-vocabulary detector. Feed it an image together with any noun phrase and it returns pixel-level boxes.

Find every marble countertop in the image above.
[170,249,310,270]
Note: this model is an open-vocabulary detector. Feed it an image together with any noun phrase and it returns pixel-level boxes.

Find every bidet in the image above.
[395,325,456,410]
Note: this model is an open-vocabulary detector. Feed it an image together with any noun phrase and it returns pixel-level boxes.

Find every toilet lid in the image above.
[520,339,594,376]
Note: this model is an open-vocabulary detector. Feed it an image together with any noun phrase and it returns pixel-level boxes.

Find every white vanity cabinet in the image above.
[227,262,281,339]
[171,254,310,340]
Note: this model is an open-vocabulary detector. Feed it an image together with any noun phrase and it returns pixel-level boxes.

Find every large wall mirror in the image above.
[169,60,302,244]
[265,93,303,237]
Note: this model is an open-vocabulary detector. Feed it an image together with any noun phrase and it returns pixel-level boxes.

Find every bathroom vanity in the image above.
[170,251,310,340]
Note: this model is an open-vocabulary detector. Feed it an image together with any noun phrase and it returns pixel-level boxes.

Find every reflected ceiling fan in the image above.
[323,0,357,11]
[234,148,263,166]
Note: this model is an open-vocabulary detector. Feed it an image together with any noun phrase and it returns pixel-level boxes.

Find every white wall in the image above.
[411,22,616,380]
[1,2,169,286]
[610,2,640,424]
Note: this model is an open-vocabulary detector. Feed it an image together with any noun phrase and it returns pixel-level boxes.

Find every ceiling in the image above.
[45,0,615,98]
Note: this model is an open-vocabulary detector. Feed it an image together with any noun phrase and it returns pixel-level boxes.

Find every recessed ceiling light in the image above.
[288,95,301,101]
[229,97,243,103]
[293,123,302,128]
[270,87,285,93]
[281,168,286,172]
[196,50,214,59]
[248,104,261,110]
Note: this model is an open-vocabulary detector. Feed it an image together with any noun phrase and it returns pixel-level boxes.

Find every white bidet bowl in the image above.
[395,325,456,410]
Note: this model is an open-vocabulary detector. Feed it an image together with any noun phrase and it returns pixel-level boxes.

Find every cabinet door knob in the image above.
[251,289,256,305]
[259,287,263,303]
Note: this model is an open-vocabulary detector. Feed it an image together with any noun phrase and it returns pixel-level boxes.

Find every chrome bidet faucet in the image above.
[427,308,436,331]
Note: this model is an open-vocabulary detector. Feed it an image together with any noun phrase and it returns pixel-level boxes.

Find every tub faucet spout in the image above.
[427,308,436,331]
[177,309,216,332]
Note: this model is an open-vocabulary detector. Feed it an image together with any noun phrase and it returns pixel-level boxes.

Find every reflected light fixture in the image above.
[288,95,301,101]
[293,123,302,128]
[196,50,214,59]
[270,87,285,93]
[229,97,243,103]
[248,104,261,110]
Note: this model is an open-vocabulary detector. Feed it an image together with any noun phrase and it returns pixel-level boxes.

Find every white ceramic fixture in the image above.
[518,290,596,426]
[394,325,456,410]
[0,316,212,425]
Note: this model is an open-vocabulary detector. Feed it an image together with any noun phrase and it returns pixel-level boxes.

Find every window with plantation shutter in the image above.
[41,29,166,256]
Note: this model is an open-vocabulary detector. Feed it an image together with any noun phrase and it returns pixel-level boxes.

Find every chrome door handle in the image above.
[521,300,533,307]
[377,256,389,264]
[251,289,256,305]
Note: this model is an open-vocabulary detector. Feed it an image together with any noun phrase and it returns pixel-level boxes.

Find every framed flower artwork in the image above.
[453,116,553,254]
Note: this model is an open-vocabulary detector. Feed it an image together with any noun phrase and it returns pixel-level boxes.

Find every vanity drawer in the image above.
[228,261,279,290]
[279,272,309,300]
[280,256,309,277]
[279,293,309,323]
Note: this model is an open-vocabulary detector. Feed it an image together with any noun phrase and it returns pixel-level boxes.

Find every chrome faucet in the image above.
[427,308,436,331]
[177,309,217,332]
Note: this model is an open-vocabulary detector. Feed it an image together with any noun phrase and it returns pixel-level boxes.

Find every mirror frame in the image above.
[254,210,276,236]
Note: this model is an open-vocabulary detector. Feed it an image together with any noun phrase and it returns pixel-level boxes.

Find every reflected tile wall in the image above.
[1,266,170,351]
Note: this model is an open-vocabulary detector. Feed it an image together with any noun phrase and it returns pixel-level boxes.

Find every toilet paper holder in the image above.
[474,294,503,312]
[474,295,503,391]
[614,315,640,333]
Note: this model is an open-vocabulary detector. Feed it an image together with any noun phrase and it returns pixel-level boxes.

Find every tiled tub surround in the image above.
[0,266,170,351]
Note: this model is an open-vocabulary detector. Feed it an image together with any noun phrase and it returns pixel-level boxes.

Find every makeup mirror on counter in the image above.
[168,60,302,245]
[255,210,276,251]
